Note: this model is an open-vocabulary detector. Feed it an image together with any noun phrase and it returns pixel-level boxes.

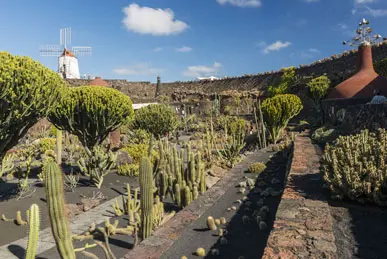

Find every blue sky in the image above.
[1,0,387,82]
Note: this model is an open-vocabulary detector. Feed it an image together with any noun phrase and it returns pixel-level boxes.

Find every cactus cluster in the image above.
[78,145,117,188]
[321,129,387,205]
[156,140,206,209]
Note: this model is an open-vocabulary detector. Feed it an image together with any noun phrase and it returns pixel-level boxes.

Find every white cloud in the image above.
[301,48,320,58]
[183,62,222,78]
[176,46,193,52]
[122,3,189,36]
[216,0,261,8]
[303,0,319,2]
[355,0,376,3]
[364,6,387,17]
[260,41,292,54]
[153,47,162,52]
[113,63,164,75]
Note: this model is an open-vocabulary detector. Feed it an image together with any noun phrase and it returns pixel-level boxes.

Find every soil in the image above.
[161,150,289,259]
[329,199,387,259]
[0,166,139,247]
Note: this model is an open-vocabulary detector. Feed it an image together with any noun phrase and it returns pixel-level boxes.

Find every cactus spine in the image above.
[45,161,75,259]
[56,129,62,164]
[139,157,154,239]
[26,204,40,259]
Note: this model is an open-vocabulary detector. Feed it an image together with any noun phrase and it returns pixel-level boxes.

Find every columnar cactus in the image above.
[26,204,40,259]
[44,161,76,259]
[56,129,62,165]
[139,157,154,239]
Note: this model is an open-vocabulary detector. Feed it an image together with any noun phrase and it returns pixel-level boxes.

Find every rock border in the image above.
[262,132,337,258]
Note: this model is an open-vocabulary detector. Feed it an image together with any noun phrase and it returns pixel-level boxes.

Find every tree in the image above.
[261,94,303,144]
[132,104,178,138]
[0,51,65,160]
[307,75,331,111]
[267,67,296,97]
[49,85,134,188]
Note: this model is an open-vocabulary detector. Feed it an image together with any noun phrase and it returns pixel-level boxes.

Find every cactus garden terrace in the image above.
[1,8,387,258]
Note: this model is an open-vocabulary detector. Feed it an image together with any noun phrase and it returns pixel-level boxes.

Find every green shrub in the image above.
[0,52,65,160]
[321,129,387,205]
[267,67,296,97]
[49,125,57,137]
[307,75,331,111]
[216,116,247,137]
[132,104,177,138]
[311,126,341,145]
[49,85,134,150]
[117,164,139,176]
[39,138,56,153]
[127,129,151,145]
[49,86,133,188]
[261,94,303,144]
[375,58,387,77]
[119,144,158,177]
[249,162,266,174]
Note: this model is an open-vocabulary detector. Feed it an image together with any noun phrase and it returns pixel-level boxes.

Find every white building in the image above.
[58,48,80,79]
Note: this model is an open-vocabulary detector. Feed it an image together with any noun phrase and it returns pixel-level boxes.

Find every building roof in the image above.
[90,77,110,87]
[60,48,77,58]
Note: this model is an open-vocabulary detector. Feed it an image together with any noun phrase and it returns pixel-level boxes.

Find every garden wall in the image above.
[66,42,387,103]
[262,132,337,258]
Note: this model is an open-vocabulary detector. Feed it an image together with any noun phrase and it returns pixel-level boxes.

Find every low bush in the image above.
[132,104,177,138]
[311,125,341,145]
[39,138,56,153]
[248,162,266,174]
[261,94,303,144]
[119,144,158,176]
[117,164,140,177]
[321,129,387,205]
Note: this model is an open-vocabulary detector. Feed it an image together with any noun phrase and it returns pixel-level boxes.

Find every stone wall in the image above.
[263,132,337,258]
[66,42,387,104]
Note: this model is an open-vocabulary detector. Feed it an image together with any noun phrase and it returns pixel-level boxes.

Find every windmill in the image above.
[40,27,92,79]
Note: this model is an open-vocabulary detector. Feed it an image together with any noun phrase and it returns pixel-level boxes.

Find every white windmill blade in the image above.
[60,27,72,49]
[72,46,92,56]
[40,45,62,57]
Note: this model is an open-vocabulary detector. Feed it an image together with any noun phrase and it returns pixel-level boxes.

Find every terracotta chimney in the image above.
[327,43,387,99]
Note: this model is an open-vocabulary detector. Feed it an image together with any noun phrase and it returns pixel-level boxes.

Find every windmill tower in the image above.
[40,27,92,79]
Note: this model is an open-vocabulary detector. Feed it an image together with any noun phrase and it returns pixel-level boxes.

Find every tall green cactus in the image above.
[44,161,76,259]
[26,204,40,259]
[139,157,154,239]
[56,129,62,165]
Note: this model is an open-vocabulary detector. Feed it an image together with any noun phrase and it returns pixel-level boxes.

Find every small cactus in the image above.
[259,221,268,230]
[220,237,228,245]
[196,247,206,257]
[207,216,217,230]
[215,218,221,226]
[218,228,223,237]
[219,217,227,225]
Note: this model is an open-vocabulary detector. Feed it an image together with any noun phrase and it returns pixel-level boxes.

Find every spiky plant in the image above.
[25,204,40,259]
[139,157,154,239]
[44,161,76,259]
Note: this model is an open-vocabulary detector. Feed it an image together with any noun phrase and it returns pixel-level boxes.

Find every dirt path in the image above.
[330,199,387,259]
[161,150,288,259]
